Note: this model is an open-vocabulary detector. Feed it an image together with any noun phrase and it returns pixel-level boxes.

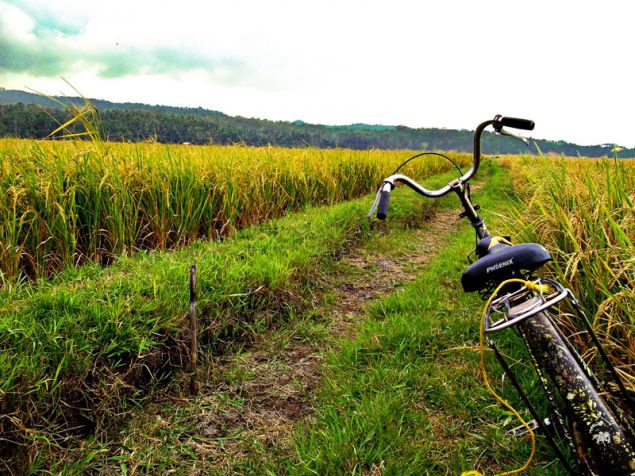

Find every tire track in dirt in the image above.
[183,209,461,472]
[102,207,463,474]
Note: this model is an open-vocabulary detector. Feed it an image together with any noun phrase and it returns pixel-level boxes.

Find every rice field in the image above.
[501,155,635,387]
[0,139,469,285]
[0,139,469,470]
[1,138,634,472]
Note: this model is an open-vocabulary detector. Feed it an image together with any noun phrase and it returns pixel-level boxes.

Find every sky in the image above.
[0,0,634,147]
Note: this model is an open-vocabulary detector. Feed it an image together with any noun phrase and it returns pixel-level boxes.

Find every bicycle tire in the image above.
[518,310,635,475]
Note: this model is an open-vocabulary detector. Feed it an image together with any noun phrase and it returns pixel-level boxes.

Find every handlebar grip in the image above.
[498,116,535,131]
[377,189,391,220]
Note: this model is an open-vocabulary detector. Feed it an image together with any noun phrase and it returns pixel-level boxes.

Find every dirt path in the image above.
[191,210,458,469]
[105,208,462,474]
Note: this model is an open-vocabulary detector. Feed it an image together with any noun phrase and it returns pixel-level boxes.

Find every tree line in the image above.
[0,101,632,158]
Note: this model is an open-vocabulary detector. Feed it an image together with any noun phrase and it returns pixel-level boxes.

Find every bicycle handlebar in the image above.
[496,116,535,131]
[371,114,534,220]
[376,183,391,220]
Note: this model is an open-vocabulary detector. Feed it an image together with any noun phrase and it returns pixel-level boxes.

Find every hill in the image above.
[0,88,632,157]
[0,88,226,117]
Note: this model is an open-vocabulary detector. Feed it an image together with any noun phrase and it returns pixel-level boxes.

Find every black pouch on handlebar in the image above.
[461,242,551,292]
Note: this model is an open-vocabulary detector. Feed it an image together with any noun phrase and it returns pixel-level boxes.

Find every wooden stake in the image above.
[189,264,199,395]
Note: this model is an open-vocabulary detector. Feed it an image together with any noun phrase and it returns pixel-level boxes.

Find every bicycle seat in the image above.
[461,243,551,292]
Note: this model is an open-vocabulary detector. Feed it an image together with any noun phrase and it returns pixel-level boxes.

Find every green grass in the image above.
[7,157,613,474]
[0,166,457,472]
[52,160,573,476]
[261,161,568,476]
[36,163,466,475]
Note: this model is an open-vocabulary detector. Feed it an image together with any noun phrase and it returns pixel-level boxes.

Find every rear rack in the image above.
[484,278,569,333]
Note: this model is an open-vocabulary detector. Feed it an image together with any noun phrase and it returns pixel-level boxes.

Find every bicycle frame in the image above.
[486,279,635,474]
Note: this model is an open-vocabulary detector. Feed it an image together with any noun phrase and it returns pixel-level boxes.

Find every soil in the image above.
[182,208,461,471]
[95,207,463,475]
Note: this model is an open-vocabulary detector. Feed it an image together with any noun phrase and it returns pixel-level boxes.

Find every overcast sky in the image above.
[1,0,633,147]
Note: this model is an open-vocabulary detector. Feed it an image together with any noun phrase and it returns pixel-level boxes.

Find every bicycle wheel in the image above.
[518,310,635,475]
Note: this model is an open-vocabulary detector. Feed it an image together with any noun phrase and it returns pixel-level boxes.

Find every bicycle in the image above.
[368,115,635,475]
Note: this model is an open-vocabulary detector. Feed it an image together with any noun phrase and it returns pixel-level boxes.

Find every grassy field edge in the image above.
[1,167,461,472]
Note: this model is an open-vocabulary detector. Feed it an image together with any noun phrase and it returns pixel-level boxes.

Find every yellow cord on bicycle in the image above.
[461,278,549,476]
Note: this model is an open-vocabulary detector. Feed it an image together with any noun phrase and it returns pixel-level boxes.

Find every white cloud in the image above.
[1,0,635,146]
[0,1,36,42]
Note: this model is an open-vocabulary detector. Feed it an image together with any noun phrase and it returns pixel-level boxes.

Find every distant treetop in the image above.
[0,89,633,158]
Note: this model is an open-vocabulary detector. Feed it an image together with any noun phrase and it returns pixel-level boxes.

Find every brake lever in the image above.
[499,127,530,146]
[367,187,382,218]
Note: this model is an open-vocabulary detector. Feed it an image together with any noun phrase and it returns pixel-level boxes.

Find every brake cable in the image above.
[390,151,465,176]
[391,152,469,199]
[368,152,468,218]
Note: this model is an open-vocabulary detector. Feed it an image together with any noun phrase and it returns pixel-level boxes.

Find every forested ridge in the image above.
[0,88,632,157]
